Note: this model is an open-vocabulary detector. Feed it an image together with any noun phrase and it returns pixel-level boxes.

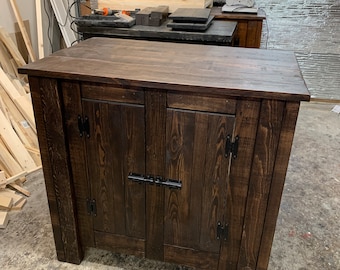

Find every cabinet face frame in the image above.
[28,77,302,270]
[21,37,309,270]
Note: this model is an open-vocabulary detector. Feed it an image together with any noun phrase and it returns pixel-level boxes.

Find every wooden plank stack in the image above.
[0,26,41,229]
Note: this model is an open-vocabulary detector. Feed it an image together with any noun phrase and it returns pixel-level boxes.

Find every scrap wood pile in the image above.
[0,26,41,229]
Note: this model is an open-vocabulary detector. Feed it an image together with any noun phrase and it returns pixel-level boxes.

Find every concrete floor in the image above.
[1,1,340,269]
[256,0,340,100]
[0,102,338,270]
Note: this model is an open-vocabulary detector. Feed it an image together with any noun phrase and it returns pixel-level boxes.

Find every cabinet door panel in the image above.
[83,100,146,240]
[164,109,235,254]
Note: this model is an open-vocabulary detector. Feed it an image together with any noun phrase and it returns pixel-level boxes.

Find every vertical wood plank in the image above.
[256,102,300,270]
[121,105,146,239]
[237,99,285,269]
[29,76,82,264]
[145,90,167,260]
[9,0,37,62]
[164,109,234,254]
[30,78,65,261]
[201,113,234,252]
[246,21,259,48]
[84,100,146,239]
[62,81,94,248]
[35,0,45,59]
[85,102,121,233]
[254,21,263,48]
[218,99,261,270]
[164,110,197,248]
[236,21,248,47]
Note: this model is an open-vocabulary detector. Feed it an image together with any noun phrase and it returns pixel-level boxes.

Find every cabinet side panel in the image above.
[246,21,261,48]
[218,99,261,270]
[145,90,167,260]
[255,21,263,48]
[256,102,300,270]
[29,76,83,264]
[29,77,66,261]
[235,21,248,47]
[62,81,94,248]
[238,100,285,269]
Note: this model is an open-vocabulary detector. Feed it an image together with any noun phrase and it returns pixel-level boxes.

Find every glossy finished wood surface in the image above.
[20,38,309,101]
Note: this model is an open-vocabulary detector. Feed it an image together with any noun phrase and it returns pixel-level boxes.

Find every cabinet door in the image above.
[164,108,235,269]
[83,100,146,256]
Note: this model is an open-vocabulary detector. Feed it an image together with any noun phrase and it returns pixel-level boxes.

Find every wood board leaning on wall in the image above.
[0,26,41,229]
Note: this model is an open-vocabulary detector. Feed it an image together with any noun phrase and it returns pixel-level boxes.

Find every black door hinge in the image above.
[217,221,228,241]
[225,134,239,159]
[78,115,90,138]
[87,199,97,216]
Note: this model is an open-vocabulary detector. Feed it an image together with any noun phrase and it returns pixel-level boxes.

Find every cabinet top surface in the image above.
[20,38,310,101]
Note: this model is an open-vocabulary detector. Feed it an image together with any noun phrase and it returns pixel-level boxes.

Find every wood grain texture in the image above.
[19,38,310,102]
[218,99,261,270]
[62,81,94,248]
[23,39,308,268]
[0,26,26,67]
[238,100,285,269]
[84,101,146,239]
[145,90,167,260]
[95,231,145,257]
[28,76,82,264]
[245,21,262,48]
[164,244,219,269]
[167,92,236,114]
[82,82,145,104]
[9,0,37,62]
[212,7,265,48]
[256,102,300,270]
[164,109,234,254]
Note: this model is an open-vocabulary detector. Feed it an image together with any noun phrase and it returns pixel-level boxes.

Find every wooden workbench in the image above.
[19,38,309,270]
[76,19,237,45]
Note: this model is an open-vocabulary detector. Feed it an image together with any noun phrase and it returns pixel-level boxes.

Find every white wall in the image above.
[0,0,78,59]
[0,0,39,56]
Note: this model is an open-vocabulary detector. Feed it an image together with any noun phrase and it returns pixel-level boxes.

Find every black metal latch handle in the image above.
[128,173,182,189]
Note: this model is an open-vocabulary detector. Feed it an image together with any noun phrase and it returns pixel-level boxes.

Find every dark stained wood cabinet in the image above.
[212,7,266,48]
[19,38,309,270]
